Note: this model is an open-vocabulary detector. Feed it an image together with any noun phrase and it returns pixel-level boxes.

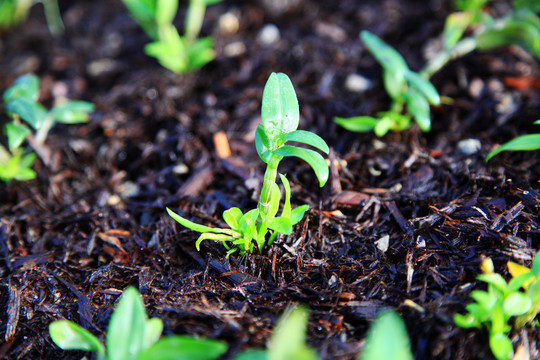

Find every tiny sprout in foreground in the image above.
[167,72,329,257]
[49,286,227,360]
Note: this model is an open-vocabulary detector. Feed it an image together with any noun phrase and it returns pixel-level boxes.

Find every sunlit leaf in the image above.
[256,124,273,163]
[268,306,317,360]
[266,217,292,235]
[279,130,329,154]
[156,0,177,27]
[144,318,163,349]
[502,292,531,316]
[223,207,243,230]
[443,12,471,50]
[489,333,514,360]
[272,146,328,187]
[5,122,30,151]
[405,89,431,132]
[267,183,281,220]
[7,97,48,130]
[279,173,292,219]
[261,72,299,143]
[49,320,105,354]
[51,100,94,124]
[454,313,480,328]
[290,205,309,225]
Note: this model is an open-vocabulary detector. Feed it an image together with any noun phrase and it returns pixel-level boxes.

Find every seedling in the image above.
[486,120,540,161]
[359,310,413,360]
[0,74,94,183]
[0,0,64,35]
[234,305,317,360]
[167,72,329,256]
[122,0,221,74]
[335,1,540,136]
[49,286,227,360]
[454,254,540,360]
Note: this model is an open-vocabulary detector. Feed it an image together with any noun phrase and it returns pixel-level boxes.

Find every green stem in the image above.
[185,0,206,44]
[34,114,54,144]
[257,154,281,219]
[420,37,477,79]
[0,144,11,166]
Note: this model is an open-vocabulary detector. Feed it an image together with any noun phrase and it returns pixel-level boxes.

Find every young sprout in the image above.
[486,120,540,161]
[49,287,227,360]
[454,254,540,360]
[0,74,94,183]
[122,0,221,74]
[167,72,329,256]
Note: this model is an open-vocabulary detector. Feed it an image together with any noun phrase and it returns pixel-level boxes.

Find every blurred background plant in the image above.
[0,0,64,35]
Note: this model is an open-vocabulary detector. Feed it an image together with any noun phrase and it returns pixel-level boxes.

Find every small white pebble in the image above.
[468,78,484,98]
[218,12,240,34]
[345,74,372,93]
[257,24,281,45]
[224,41,246,57]
[376,234,390,252]
[457,138,481,155]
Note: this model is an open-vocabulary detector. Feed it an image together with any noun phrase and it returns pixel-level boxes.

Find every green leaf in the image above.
[268,306,317,360]
[360,310,413,360]
[383,68,406,99]
[443,12,471,50]
[3,73,40,103]
[476,18,540,58]
[489,333,514,360]
[156,0,177,27]
[6,97,48,130]
[279,173,292,219]
[166,207,239,236]
[290,205,309,225]
[267,183,281,220]
[239,209,259,228]
[256,124,273,163]
[261,72,299,143]
[454,313,480,328]
[5,122,31,151]
[478,273,509,293]
[121,0,158,39]
[532,252,540,276]
[51,100,94,124]
[195,233,235,251]
[185,37,215,71]
[144,318,163,349]
[534,119,540,125]
[107,287,148,360]
[49,320,105,354]
[334,116,378,132]
[136,336,228,360]
[234,350,268,360]
[223,207,243,230]
[404,71,440,105]
[279,130,329,154]
[360,30,408,74]
[486,134,540,161]
[266,217,292,235]
[144,25,188,74]
[0,151,36,183]
[374,116,394,137]
[502,292,531,316]
[272,146,329,187]
[507,272,535,292]
[405,89,431,132]
[470,290,497,311]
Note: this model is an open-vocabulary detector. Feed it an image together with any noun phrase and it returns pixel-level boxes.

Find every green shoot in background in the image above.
[234,305,318,360]
[121,0,221,74]
[454,254,540,360]
[49,286,227,360]
[0,0,64,35]
[0,74,94,183]
[167,72,329,257]
[335,0,540,137]
[486,120,540,161]
[359,310,413,360]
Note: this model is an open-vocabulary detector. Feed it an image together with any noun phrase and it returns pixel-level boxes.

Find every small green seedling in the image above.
[234,305,318,360]
[0,0,64,35]
[167,72,329,256]
[49,286,227,360]
[454,254,540,360]
[335,30,440,136]
[335,1,540,137]
[486,120,540,161]
[359,310,413,360]
[0,74,94,183]
[122,0,221,74]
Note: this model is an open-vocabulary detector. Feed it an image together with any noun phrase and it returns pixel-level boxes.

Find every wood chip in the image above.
[213,131,231,159]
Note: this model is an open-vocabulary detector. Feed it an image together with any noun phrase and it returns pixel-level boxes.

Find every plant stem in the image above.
[421,37,477,79]
[39,0,64,36]
[34,115,54,145]
[257,154,281,219]
[0,145,11,166]
[185,0,206,43]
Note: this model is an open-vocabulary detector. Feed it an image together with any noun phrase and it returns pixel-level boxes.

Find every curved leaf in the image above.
[223,207,243,230]
[360,310,413,360]
[5,122,30,151]
[502,292,531,316]
[196,233,235,251]
[272,146,329,187]
[49,320,104,354]
[486,134,540,161]
[361,30,408,74]
[256,124,272,163]
[268,306,316,360]
[137,336,227,360]
[489,333,514,360]
[144,318,163,349]
[279,130,329,154]
[290,205,309,225]
[404,71,440,105]
[7,97,48,130]
[383,68,407,99]
[279,173,292,219]
[267,182,281,220]
[334,116,378,132]
[405,89,431,132]
[51,100,94,124]
[261,73,299,143]
[166,208,239,236]
[266,217,292,235]
[3,74,40,103]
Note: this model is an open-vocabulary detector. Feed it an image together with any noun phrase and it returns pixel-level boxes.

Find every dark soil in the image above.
[1,1,539,359]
